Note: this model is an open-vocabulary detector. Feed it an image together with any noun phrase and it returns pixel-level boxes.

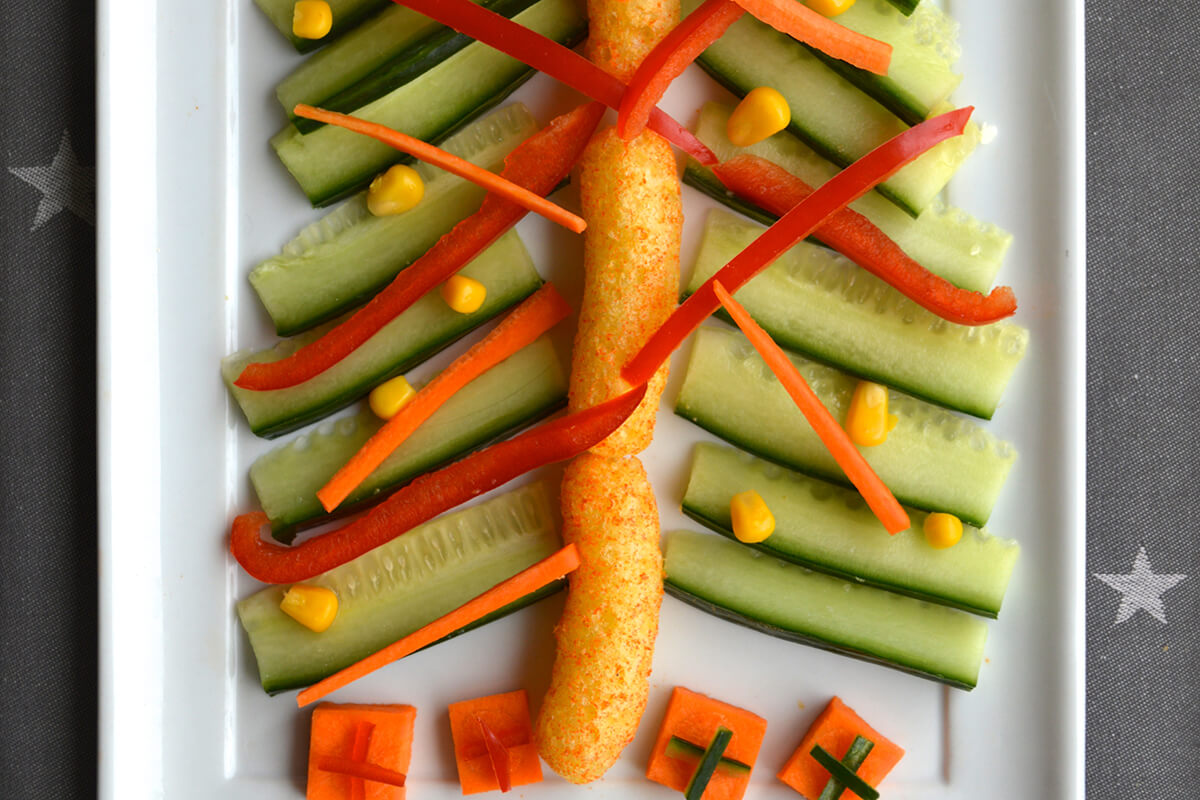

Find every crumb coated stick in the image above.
[534,453,663,783]
[587,0,680,83]
[569,126,681,458]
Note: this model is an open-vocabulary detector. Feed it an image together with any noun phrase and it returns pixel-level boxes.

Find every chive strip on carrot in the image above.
[297,544,582,707]
[317,756,409,789]
[620,106,973,387]
[476,715,514,792]
[811,744,880,800]
[617,0,745,141]
[234,101,604,392]
[349,721,375,800]
[732,0,891,75]
[317,283,572,512]
[685,727,733,800]
[295,104,587,234]
[393,0,719,165]
[817,736,874,800]
[712,280,909,534]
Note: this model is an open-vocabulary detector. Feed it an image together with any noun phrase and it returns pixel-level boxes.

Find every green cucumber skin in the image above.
[675,328,1016,527]
[664,737,751,776]
[272,0,588,207]
[687,209,1028,419]
[887,0,919,16]
[806,46,925,127]
[292,0,539,136]
[663,531,986,690]
[682,443,1019,617]
[252,104,538,336]
[223,231,540,439]
[252,337,568,540]
[685,728,733,800]
[238,483,563,694]
[253,0,388,53]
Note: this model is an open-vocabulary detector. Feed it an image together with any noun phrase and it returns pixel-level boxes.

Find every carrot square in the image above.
[307,702,416,800]
[448,689,542,794]
[777,696,904,799]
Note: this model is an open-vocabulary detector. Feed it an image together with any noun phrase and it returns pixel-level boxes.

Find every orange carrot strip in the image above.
[317,283,573,512]
[349,721,375,800]
[711,281,909,534]
[298,544,582,707]
[294,104,587,234]
[732,0,891,75]
[317,756,409,789]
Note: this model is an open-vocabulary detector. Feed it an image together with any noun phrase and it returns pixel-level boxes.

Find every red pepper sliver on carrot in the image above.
[621,106,973,387]
[732,0,891,75]
[298,543,583,707]
[234,101,605,392]
[231,383,647,584]
[349,721,374,800]
[713,155,1017,325]
[393,0,719,165]
[617,0,745,141]
[317,756,409,789]
[317,283,572,512]
[294,104,587,234]
[476,716,514,793]
[712,281,909,534]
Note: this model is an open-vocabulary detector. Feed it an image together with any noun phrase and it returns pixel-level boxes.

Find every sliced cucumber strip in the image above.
[682,443,1019,617]
[272,0,588,206]
[685,102,1010,293]
[223,230,540,438]
[684,0,978,216]
[803,1,962,125]
[886,0,919,15]
[238,482,563,694]
[675,328,1016,526]
[663,530,989,690]
[253,0,388,53]
[251,104,539,336]
[252,337,568,540]
[687,209,1027,418]
[685,728,733,800]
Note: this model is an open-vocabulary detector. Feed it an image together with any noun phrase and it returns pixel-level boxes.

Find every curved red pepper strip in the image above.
[714,155,1018,325]
[234,101,604,391]
[621,106,974,387]
[231,383,647,583]
[733,0,891,75]
[617,0,745,141]
[317,757,408,789]
[393,0,719,166]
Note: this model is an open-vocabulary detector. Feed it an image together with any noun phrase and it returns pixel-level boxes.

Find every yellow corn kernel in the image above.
[292,0,333,39]
[726,87,792,148]
[923,512,964,550]
[368,375,416,420]
[280,584,339,632]
[730,490,775,543]
[845,380,899,447]
[367,164,425,216]
[440,275,487,314]
[805,0,856,17]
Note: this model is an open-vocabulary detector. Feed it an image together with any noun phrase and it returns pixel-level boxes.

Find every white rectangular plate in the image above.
[98,0,1085,797]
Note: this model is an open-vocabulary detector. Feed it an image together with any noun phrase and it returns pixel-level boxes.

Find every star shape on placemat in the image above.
[1094,547,1187,625]
[8,130,95,231]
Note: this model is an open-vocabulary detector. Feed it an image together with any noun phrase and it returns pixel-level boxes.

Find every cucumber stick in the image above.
[685,103,1011,293]
[253,0,388,53]
[251,105,539,336]
[676,328,1016,526]
[223,230,539,438]
[252,337,568,540]
[684,0,978,216]
[804,0,962,125]
[664,530,989,690]
[688,209,1027,418]
[683,443,1019,617]
[272,0,587,206]
[238,482,563,694]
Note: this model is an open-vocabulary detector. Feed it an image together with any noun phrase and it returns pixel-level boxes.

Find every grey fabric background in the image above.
[0,0,1194,797]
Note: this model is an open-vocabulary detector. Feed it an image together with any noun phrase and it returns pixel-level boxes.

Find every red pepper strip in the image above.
[475,715,513,792]
[621,106,973,387]
[317,757,408,789]
[617,0,745,141]
[732,0,891,75]
[393,0,719,166]
[231,383,647,584]
[234,101,605,391]
[715,155,1017,325]
[713,281,909,534]
[349,721,374,800]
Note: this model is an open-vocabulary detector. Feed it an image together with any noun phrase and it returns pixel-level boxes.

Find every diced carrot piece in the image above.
[307,703,416,800]
[646,687,767,800]
[449,690,543,794]
[776,697,904,799]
